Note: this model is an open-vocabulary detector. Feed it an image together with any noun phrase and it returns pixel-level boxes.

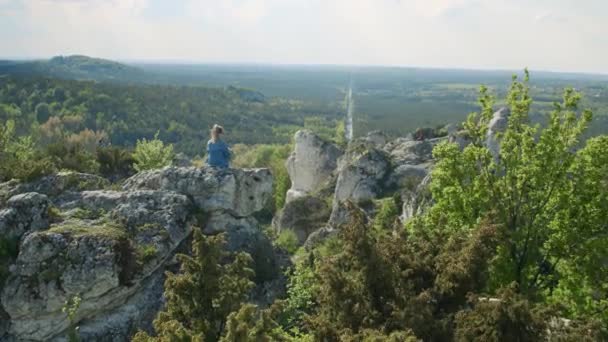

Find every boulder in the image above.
[285,130,343,202]
[0,192,50,241]
[400,174,432,222]
[123,167,273,217]
[334,148,390,203]
[2,228,135,341]
[2,188,193,341]
[273,195,331,244]
[0,172,109,204]
[382,138,438,165]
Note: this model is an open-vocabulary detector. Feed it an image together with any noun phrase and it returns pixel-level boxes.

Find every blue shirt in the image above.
[207,139,231,168]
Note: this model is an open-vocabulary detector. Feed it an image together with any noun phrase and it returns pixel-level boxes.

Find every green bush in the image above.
[46,142,99,174]
[0,120,55,182]
[132,132,174,172]
[96,146,134,179]
[274,230,299,254]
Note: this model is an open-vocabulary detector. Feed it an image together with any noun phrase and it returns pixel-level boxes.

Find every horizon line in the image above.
[2,54,608,78]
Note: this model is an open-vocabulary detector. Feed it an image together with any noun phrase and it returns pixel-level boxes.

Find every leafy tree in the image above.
[132,132,174,172]
[35,102,51,123]
[132,229,255,342]
[422,72,608,321]
[0,120,55,181]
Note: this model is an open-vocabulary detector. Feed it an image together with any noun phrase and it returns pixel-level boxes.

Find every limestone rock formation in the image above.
[327,135,442,229]
[123,166,272,217]
[272,195,331,244]
[0,172,110,204]
[0,167,274,341]
[0,192,50,241]
[285,130,343,202]
[486,107,510,162]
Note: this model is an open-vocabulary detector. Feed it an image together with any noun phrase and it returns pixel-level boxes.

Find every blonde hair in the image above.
[210,124,224,141]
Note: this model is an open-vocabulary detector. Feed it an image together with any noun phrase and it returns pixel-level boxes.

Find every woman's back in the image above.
[207,139,230,168]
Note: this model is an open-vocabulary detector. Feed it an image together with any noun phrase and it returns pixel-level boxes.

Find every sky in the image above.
[1,0,607,74]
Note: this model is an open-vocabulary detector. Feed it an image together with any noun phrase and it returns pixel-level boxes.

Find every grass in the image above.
[71,207,106,220]
[48,221,128,240]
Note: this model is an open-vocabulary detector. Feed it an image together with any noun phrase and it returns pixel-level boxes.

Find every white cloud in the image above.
[0,0,607,73]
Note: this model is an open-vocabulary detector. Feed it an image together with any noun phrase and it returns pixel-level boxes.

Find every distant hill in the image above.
[0,55,145,82]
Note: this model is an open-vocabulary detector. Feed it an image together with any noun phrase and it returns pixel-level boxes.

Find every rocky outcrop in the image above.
[0,172,110,204]
[123,167,272,217]
[0,167,274,341]
[327,134,442,229]
[486,107,510,162]
[285,130,343,202]
[0,192,50,241]
[273,195,331,244]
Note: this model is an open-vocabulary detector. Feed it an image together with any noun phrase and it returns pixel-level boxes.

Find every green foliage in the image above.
[133,229,255,341]
[373,198,400,232]
[220,303,288,342]
[0,119,55,181]
[274,230,299,255]
[132,132,174,172]
[454,285,547,342]
[232,144,292,214]
[136,244,158,265]
[0,76,344,154]
[281,255,319,333]
[62,295,82,342]
[96,146,134,179]
[35,102,51,123]
[302,204,505,340]
[421,72,608,323]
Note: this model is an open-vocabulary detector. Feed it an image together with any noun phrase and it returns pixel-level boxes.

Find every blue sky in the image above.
[1,0,607,74]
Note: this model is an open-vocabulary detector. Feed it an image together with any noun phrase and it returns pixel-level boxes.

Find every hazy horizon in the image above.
[1,0,608,74]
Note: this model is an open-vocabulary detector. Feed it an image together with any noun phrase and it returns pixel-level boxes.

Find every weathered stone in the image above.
[0,172,110,203]
[334,148,390,203]
[273,195,331,244]
[383,138,438,165]
[401,174,432,222]
[2,230,130,341]
[304,226,337,251]
[0,192,50,241]
[0,167,274,341]
[123,167,272,217]
[486,107,511,162]
[204,211,280,284]
[285,130,343,202]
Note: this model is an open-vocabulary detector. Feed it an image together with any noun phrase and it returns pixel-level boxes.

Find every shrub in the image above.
[46,142,99,174]
[132,132,174,172]
[96,146,134,180]
[0,120,55,182]
[132,229,255,341]
[274,230,299,254]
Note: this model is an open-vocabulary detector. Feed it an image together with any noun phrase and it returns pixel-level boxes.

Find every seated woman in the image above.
[206,124,231,169]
